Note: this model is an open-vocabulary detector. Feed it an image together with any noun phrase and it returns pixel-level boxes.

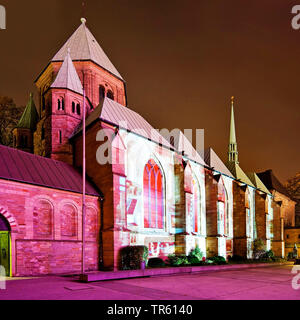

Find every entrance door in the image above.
[0,232,10,276]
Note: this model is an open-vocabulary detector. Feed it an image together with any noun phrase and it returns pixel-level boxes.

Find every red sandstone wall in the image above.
[0,179,100,276]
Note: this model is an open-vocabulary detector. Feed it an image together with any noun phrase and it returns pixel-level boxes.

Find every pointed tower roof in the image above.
[204,148,234,178]
[52,18,123,81]
[229,96,237,144]
[247,172,272,195]
[51,49,83,95]
[16,93,39,131]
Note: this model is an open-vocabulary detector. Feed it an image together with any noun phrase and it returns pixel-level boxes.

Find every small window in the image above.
[287,234,289,239]
[59,130,62,144]
[62,98,65,111]
[99,85,105,102]
[76,104,81,115]
[107,90,114,100]
[72,102,76,113]
[58,99,61,110]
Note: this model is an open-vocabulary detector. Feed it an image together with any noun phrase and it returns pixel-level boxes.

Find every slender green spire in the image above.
[228,96,239,164]
[17,93,39,131]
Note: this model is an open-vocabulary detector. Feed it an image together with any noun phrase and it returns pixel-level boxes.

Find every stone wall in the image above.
[0,179,100,276]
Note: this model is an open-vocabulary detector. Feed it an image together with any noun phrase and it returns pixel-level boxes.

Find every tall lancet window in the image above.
[143,159,164,229]
[191,178,200,233]
[217,182,227,236]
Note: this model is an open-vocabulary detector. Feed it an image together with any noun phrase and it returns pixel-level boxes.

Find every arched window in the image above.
[143,159,164,229]
[60,204,77,237]
[191,178,200,233]
[99,85,105,102]
[33,199,53,238]
[76,103,81,115]
[72,102,76,113]
[59,130,62,144]
[58,99,61,110]
[61,98,65,111]
[217,182,227,235]
[107,90,114,100]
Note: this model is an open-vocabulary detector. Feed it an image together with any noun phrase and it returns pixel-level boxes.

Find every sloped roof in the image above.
[52,19,123,81]
[16,93,39,131]
[51,50,83,95]
[204,148,234,178]
[257,170,292,198]
[164,130,205,165]
[227,162,255,187]
[0,145,101,197]
[247,172,271,195]
[74,98,173,149]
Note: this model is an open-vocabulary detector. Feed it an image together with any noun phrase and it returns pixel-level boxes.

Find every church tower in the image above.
[228,96,239,164]
[33,18,126,164]
[13,93,39,153]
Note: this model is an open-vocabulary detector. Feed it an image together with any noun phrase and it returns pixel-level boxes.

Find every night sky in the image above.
[0,0,299,182]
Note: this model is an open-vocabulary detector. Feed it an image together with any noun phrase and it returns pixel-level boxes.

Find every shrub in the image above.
[148,258,165,268]
[188,246,204,265]
[120,245,149,270]
[208,256,227,265]
[261,250,275,261]
[166,254,189,266]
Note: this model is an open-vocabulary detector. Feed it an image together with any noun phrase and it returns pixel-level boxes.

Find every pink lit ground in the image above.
[0,264,299,300]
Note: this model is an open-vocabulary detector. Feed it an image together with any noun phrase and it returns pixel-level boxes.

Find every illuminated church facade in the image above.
[0,19,291,276]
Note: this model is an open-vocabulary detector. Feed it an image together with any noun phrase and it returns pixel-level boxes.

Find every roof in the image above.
[51,50,83,95]
[247,172,271,195]
[52,19,123,81]
[0,145,101,197]
[164,130,205,165]
[74,98,173,149]
[257,170,292,198]
[16,93,39,131]
[227,162,255,187]
[204,148,234,178]
[229,99,237,144]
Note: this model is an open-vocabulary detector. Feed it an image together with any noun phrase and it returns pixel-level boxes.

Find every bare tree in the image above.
[0,96,25,146]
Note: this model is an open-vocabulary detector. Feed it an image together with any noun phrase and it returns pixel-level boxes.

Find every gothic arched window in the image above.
[72,102,76,113]
[191,178,200,233]
[76,104,81,115]
[58,99,61,110]
[99,85,105,102]
[107,90,114,101]
[62,98,65,111]
[143,159,164,229]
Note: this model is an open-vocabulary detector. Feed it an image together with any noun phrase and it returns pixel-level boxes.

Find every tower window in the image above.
[99,85,105,102]
[59,130,62,144]
[107,90,114,101]
[72,102,76,113]
[62,98,65,111]
[76,104,81,115]
[58,99,61,110]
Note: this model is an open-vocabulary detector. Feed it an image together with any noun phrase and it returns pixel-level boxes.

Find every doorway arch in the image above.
[0,214,10,276]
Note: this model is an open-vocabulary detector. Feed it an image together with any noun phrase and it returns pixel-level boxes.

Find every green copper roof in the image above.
[247,172,272,195]
[17,93,39,131]
[229,99,237,144]
[227,162,255,187]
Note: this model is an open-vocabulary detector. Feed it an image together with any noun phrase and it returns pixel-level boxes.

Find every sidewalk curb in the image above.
[80,262,292,283]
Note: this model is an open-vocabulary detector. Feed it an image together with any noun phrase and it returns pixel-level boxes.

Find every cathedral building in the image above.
[0,19,291,276]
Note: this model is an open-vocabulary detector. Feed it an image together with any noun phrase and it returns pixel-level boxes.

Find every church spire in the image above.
[228,96,239,164]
